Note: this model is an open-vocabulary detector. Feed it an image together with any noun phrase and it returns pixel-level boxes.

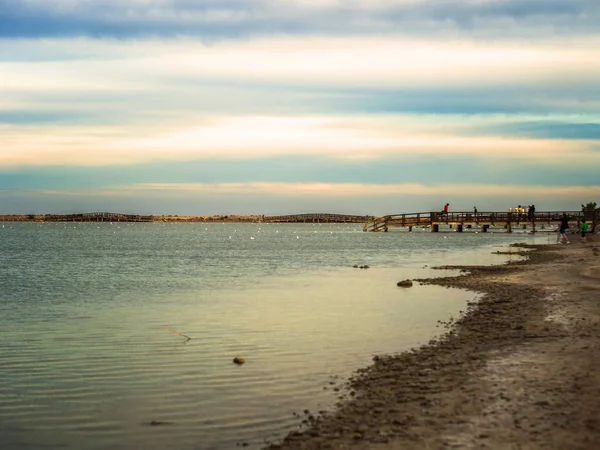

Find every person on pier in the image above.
[441,203,449,220]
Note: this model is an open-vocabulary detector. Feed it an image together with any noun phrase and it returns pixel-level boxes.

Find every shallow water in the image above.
[0,222,538,449]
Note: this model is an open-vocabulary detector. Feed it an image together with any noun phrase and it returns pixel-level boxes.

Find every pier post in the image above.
[482,225,489,233]
[432,224,439,233]
[506,212,512,233]
[408,226,413,232]
[456,224,463,232]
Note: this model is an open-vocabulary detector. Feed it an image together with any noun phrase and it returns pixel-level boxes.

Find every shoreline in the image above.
[268,238,600,449]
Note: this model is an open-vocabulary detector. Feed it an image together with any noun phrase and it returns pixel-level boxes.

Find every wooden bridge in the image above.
[41,212,154,222]
[264,213,370,223]
[363,210,598,232]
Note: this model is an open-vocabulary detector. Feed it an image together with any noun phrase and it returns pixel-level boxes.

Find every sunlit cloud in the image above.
[2,115,599,168]
[119,182,600,199]
[3,37,600,91]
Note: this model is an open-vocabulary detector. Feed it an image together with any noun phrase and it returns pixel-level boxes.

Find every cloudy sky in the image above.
[1,0,599,215]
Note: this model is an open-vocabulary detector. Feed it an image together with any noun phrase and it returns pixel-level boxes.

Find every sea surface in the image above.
[0,222,543,449]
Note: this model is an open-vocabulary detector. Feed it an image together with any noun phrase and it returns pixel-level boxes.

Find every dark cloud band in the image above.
[1,0,598,39]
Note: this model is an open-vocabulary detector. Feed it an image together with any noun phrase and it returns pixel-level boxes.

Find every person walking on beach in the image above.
[581,219,589,243]
[557,214,570,244]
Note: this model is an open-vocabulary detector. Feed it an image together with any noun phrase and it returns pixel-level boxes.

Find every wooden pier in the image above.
[263,213,370,223]
[363,211,597,232]
[0,212,155,222]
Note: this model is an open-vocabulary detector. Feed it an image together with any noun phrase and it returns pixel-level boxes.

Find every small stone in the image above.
[233,357,245,365]
[397,280,413,287]
[149,420,172,426]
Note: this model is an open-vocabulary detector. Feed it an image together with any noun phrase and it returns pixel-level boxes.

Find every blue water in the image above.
[0,222,537,449]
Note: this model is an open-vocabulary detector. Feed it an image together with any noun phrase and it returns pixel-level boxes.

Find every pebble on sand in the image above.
[233,357,246,365]
[397,279,413,287]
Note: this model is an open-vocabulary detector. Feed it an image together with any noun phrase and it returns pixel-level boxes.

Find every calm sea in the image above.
[0,222,540,449]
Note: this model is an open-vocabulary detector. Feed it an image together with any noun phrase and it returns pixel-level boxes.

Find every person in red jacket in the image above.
[442,203,449,220]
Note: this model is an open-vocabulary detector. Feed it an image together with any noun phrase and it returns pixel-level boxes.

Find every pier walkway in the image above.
[363,211,597,232]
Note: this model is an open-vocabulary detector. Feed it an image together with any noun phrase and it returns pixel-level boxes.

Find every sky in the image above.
[1,0,599,216]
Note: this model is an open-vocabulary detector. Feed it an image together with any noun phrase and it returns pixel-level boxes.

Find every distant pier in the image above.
[0,212,154,222]
[263,213,369,223]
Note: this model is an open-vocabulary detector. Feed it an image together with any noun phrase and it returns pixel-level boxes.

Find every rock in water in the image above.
[233,357,245,365]
[397,279,413,287]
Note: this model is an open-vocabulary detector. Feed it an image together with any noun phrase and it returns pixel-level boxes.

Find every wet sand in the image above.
[268,237,600,449]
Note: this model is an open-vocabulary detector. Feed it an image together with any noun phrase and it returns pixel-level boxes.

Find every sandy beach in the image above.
[269,236,600,449]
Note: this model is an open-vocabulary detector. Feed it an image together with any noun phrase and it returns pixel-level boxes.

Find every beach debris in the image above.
[233,357,246,365]
[397,279,414,287]
[160,326,191,343]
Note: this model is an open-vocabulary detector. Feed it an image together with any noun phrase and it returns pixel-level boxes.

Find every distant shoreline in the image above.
[0,214,264,223]
[0,213,370,224]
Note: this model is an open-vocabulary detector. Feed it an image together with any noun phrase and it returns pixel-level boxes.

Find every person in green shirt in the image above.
[581,220,589,243]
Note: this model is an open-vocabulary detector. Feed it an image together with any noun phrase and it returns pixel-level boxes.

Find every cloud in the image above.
[2,37,600,126]
[3,114,600,168]
[119,181,600,199]
[1,0,599,39]
[5,37,600,89]
[3,153,600,194]
[480,121,600,140]
[1,35,599,170]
